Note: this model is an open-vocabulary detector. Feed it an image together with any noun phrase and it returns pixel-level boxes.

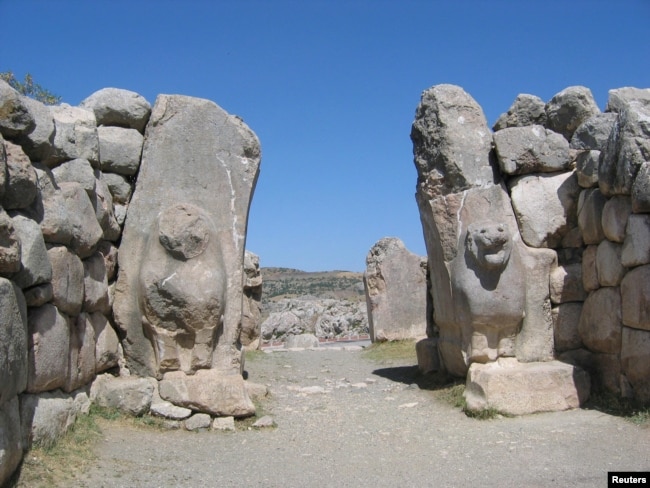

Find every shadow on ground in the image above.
[371,365,463,391]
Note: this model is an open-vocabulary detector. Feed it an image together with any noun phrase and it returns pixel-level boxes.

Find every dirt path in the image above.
[73,346,648,488]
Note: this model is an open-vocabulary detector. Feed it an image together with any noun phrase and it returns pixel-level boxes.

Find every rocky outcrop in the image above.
[363,237,427,342]
[261,296,368,342]
[412,83,650,411]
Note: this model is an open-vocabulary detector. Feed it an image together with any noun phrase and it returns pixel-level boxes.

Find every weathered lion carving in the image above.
[452,220,526,364]
[138,203,227,373]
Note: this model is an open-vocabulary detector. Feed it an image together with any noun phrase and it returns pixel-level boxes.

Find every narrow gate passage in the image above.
[77,346,650,488]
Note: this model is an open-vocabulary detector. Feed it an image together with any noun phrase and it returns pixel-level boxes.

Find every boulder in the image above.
[0,209,21,274]
[46,104,99,167]
[23,283,53,308]
[91,172,121,242]
[240,250,262,347]
[599,101,650,196]
[285,333,319,349]
[150,401,192,420]
[96,240,118,282]
[464,358,590,416]
[492,93,546,131]
[30,164,74,246]
[545,86,601,141]
[97,126,144,176]
[113,94,261,378]
[0,279,28,404]
[621,326,650,403]
[0,397,23,486]
[212,416,235,431]
[0,79,35,138]
[601,196,632,243]
[20,389,89,449]
[596,240,625,287]
[184,413,212,431]
[621,265,650,331]
[51,158,96,196]
[509,171,579,248]
[578,287,622,354]
[363,237,427,342]
[577,188,607,245]
[26,304,70,393]
[82,253,110,313]
[80,88,151,133]
[549,263,586,304]
[15,95,54,161]
[621,214,650,267]
[606,87,650,113]
[569,113,618,151]
[101,172,132,204]
[416,337,441,374]
[575,150,600,188]
[632,162,650,213]
[90,374,156,416]
[494,125,571,175]
[581,245,599,292]
[2,140,38,210]
[47,245,84,316]
[89,312,120,373]
[552,303,583,352]
[159,369,255,417]
[60,182,103,258]
[410,84,495,200]
[9,213,52,289]
[65,313,97,392]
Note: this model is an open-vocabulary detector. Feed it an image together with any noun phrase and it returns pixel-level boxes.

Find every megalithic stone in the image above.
[113,95,261,378]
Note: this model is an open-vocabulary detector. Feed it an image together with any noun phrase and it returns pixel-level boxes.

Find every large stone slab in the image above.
[46,104,99,167]
[464,358,590,415]
[621,327,650,403]
[411,84,495,200]
[509,171,580,248]
[0,396,23,486]
[113,94,261,378]
[159,369,255,418]
[494,125,570,175]
[0,279,28,405]
[9,213,52,289]
[80,88,151,133]
[621,265,650,331]
[90,374,156,416]
[363,237,427,342]
[240,250,262,348]
[599,101,650,196]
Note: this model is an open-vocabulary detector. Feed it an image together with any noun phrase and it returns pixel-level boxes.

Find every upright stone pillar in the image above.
[113,95,261,379]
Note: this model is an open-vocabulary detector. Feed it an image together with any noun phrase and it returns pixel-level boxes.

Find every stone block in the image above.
[632,162,650,213]
[184,413,212,431]
[578,188,607,245]
[0,396,23,486]
[509,171,579,248]
[552,303,583,352]
[80,88,151,133]
[2,141,38,210]
[97,126,143,176]
[0,209,21,274]
[65,313,97,392]
[46,104,99,167]
[0,279,28,405]
[550,263,586,304]
[570,113,617,151]
[364,237,427,342]
[601,195,632,243]
[581,245,599,292]
[575,150,600,188]
[83,253,110,313]
[0,79,34,137]
[9,213,52,289]
[90,374,156,416]
[493,93,546,131]
[545,86,600,141]
[47,245,84,316]
[596,240,625,287]
[578,287,622,354]
[416,338,441,374]
[464,359,590,415]
[621,214,650,267]
[159,369,255,417]
[89,312,120,373]
[494,125,570,175]
[621,265,650,331]
[26,304,70,393]
[621,326,650,403]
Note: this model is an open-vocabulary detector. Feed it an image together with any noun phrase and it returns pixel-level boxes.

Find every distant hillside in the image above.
[261,267,365,303]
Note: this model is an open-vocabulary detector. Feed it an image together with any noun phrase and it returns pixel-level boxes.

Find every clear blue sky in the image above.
[1,0,648,271]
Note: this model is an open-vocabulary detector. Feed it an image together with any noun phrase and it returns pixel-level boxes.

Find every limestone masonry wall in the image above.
[412,85,650,411]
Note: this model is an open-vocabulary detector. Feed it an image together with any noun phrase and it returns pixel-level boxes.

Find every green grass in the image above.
[585,389,650,426]
[361,339,418,363]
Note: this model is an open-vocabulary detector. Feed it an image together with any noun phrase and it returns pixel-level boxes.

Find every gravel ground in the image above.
[75,346,649,488]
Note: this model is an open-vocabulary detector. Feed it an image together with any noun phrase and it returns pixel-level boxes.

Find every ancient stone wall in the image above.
[0,82,261,484]
[412,84,650,408]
